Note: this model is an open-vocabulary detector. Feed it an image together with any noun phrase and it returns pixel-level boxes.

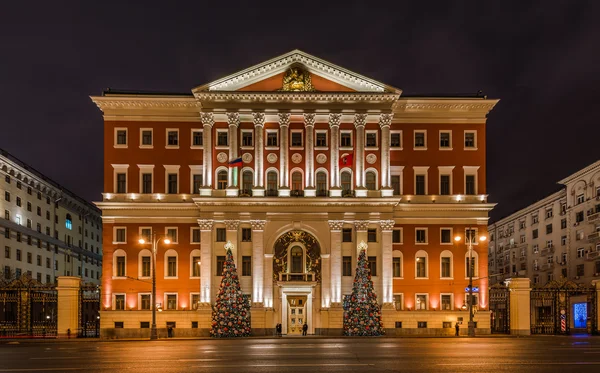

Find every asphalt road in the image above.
[1,336,600,372]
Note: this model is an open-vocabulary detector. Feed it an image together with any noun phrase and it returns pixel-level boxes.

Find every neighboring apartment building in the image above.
[92,50,498,337]
[489,160,600,286]
[0,149,103,285]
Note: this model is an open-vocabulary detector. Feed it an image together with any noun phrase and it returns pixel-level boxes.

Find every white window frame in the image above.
[465,251,479,279]
[191,128,203,149]
[440,250,454,279]
[465,227,480,245]
[165,128,179,149]
[315,129,328,149]
[390,130,403,150]
[463,166,480,195]
[290,129,304,149]
[113,227,127,244]
[365,130,378,149]
[112,249,127,279]
[392,251,403,279]
[165,227,178,244]
[390,166,404,195]
[437,166,454,195]
[364,168,379,191]
[113,293,126,310]
[413,166,429,195]
[393,293,404,311]
[138,292,152,310]
[440,293,454,311]
[240,129,254,149]
[340,130,353,150]
[189,165,202,194]
[190,292,201,310]
[415,250,429,279]
[415,227,428,245]
[139,128,153,149]
[440,227,453,245]
[265,129,279,149]
[392,227,403,245]
[164,249,179,279]
[139,226,152,243]
[464,130,478,150]
[415,293,429,310]
[164,292,178,310]
[114,127,128,148]
[138,164,154,194]
[190,249,201,279]
[138,249,152,279]
[413,130,427,150]
[112,164,129,194]
[216,129,229,149]
[439,130,452,150]
[190,227,201,244]
[164,165,180,194]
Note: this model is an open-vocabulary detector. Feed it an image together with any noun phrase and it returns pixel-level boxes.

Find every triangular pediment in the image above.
[192,50,401,94]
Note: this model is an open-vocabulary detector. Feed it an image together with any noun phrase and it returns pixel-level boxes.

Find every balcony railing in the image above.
[342,189,355,198]
[266,189,278,197]
[588,231,600,242]
[540,245,555,256]
[239,189,252,197]
[586,251,600,261]
[588,212,600,223]
[541,263,555,271]
[316,189,328,197]
[291,189,304,197]
[278,272,315,282]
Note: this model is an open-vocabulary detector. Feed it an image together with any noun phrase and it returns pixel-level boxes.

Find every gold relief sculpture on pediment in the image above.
[280,65,316,92]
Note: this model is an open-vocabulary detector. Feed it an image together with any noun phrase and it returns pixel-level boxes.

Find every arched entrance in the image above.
[272,230,321,335]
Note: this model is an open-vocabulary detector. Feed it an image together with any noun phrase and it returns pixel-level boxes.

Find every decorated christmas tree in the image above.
[210,241,251,337]
[343,241,385,336]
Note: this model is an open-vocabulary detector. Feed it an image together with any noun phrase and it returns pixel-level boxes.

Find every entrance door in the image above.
[287,296,307,334]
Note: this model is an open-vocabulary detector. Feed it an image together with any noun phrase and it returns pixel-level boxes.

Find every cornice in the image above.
[193,91,400,103]
[557,159,600,186]
[94,202,198,211]
[192,197,400,208]
[394,99,499,117]
[397,203,497,213]
[91,96,199,111]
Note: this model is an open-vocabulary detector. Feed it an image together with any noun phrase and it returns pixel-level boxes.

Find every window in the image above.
[415,175,426,195]
[441,228,451,244]
[342,256,352,276]
[116,129,127,146]
[291,131,303,147]
[140,294,151,310]
[167,256,177,277]
[141,256,151,277]
[192,256,201,277]
[267,131,278,147]
[316,132,327,147]
[216,228,226,242]
[140,228,151,242]
[466,257,476,278]
[366,132,377,147]
[340,132,352,147]
[440,255,452,277]
[392,229,402,244]
[341,171,352,193]
[241,131,253,147]
[416,294,428,310]
[532,229,538,239]
[217,131,228,146]
[114,228,126,243]
[439,132,451,148]
[216,256,226,275]
[114,295,125,310]
[520,234,526,243]
[16,197,21,207]
[291,171,302,191]
[576,211,584,223]
[561,219,567,229]
[416,256,427,278]
[465,175,476,195]
[390,132,401,148]
[242,256,251,276]
[576,194,585,204]
[242,171,252,193]
[391,175,401,195]
[217,170,227,190]
[546,224,553,234]
[166,228,178,243]
[266,171,278,195]
[241,228,252,242]
[192,130,203,147]
[316,171,327,196]
[368,256,377,276]
[166,294,177,310]
[577,248,584,258]
[561,236,567,246]
[167,173,178,194]
[141,129,153,146]
[532,215,539,224]
[116,256,125,277]
[116,173,126,193]
[167,130,179,146]
[191,295,200,311]
[65,214,72,230]
[4,246,9,259]
[4,175,9,184]
[464,132,476,148]
[414,131,426,148]
[367,229,377,242]
[191,228,201,243]
[393,257,401,278]
[416,229,427,244]
[138,173,152,194]
[545,208,553,219]
[577,264,584,277]
[4,228,9,239]
[440,175,451,195]
[365,171,376,191]
[4,191,9,202]
[342,228,352,242]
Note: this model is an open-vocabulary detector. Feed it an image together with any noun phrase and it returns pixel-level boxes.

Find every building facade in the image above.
[0,149,103,285]
[489,160,600,286]
[93,50,498,337]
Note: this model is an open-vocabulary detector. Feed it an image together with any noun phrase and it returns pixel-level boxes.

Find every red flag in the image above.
[339,153,354,168]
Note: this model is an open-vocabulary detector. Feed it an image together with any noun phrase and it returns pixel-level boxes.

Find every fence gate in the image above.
[489,283,510,334]
[530,279,597,335]
[78,284,100,337]
[0,276,57,338]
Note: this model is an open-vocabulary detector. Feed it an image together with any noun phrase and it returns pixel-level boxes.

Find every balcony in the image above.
[588,231,600,242]
[266,189,278,197]
[278,272,315,282]
[316,189,328,197]
[290,189,304,197]
[519,256,527,262]
[239,189,252,197]
[540,245,555,256]
[541,263,555,271]
[588,212,600,223]
[342,189,356,198]
[586,251,600,261]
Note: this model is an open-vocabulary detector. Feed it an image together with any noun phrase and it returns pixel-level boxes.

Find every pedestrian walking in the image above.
[67,328,71,339]
[276,323,281,337]
[455,322,460,337]
[302,323,308,336]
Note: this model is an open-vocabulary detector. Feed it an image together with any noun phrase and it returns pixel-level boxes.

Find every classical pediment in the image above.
[192,50,401,94]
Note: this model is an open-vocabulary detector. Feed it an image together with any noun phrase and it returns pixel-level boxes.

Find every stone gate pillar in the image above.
[57,276,81,338]
[505,277,531,336]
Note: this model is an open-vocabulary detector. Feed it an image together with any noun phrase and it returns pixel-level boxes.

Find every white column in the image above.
[200,113,214,196]
[329,113,342,197]
[304,113,316,197]
[320,254,331,308]
[380,219,395,304]
[253,113,265,196]
[278,113,290,196]
[224,220,240,261]
[198,219,214,303]
[354,113,367,197]
[251,220,266,305]
[379,114,393,197]
[264,253,274,308]
[227,112,240,195]
[329,220,344,304]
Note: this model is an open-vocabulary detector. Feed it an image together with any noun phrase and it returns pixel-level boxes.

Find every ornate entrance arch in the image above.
[273,230,321,282]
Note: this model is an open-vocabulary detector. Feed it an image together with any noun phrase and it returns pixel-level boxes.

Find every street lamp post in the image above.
[139,233,170,340]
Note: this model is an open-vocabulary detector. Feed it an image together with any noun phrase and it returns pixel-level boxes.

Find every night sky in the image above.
[1,1,599,222]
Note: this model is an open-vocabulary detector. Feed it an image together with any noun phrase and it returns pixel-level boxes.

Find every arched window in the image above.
[164,249,178,278]
[415,250,428,278]
[440,250,453,279]
[138,249,152,278]
[290,246,304,273]
[217,170,228,190]
[316,171,327,196]
[267,171,278,196]
[341,171,352,192]
[366,171,376,190]
[113,249,127,278]
[465,251,479,278]
[242,170,253,193]
[65,214,72,230]
[291,171,303,191]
